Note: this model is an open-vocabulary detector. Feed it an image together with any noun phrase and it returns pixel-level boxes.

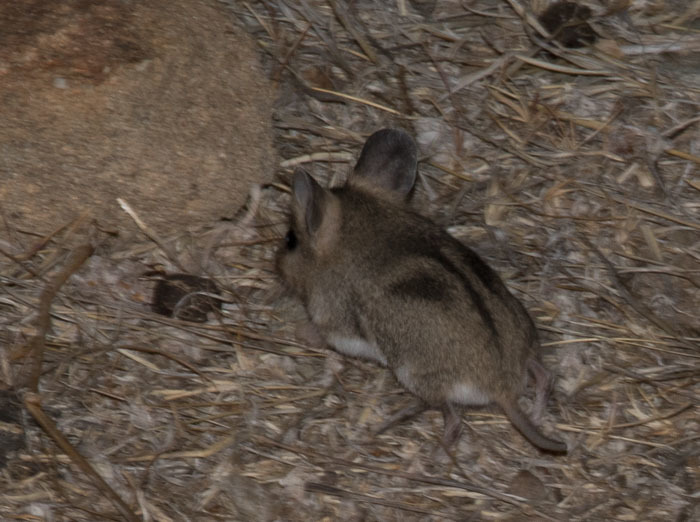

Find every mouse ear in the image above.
[349,128,417,197]
[292,169,325,235]
[291,169,340,252]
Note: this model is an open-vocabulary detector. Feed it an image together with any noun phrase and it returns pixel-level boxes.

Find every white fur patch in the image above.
[327,334,387,365]
[448,383,490,406]
[394,364,420,395]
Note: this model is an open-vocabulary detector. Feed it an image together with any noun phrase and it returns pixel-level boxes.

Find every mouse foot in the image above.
[441,403,465,447]
[372,402,427,436]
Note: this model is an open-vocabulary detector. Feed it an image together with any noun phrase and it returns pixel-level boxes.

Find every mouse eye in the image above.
[285,229,298,250]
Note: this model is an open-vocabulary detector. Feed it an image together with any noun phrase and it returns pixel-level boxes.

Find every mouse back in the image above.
[276,128,566,453]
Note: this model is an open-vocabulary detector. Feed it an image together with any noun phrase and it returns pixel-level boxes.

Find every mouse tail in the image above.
[499,400,567,454]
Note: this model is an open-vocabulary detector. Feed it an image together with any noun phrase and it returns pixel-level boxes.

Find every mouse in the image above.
[276,128,567,453]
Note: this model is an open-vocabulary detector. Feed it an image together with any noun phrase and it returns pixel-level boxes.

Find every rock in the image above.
[0,0,275,237]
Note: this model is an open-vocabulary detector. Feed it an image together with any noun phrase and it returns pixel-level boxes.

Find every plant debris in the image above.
[1,0,698,520]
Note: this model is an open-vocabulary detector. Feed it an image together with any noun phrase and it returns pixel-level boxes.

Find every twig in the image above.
[272,22,311,82]
[117,198,186,271]
[280,151,354,168]
[27,244,94,390]
[116,345,213,383]
[309,87,405,115]
[24,394,140,522]
[515,55,607,76]
[0,246,40,277]
[22,243,140,521]
[24,244,139,522]
[327,0,378,64]
[503,0,550,39]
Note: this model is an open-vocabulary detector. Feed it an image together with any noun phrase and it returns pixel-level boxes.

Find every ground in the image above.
[0,1,698,520]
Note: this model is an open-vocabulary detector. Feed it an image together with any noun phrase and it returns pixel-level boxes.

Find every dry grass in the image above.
[1,0,699,520]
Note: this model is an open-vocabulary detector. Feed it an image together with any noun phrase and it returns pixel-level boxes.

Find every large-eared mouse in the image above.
[276,129,567,453]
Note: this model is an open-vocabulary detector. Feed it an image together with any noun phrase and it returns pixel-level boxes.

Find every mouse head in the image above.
[276,128,418,298]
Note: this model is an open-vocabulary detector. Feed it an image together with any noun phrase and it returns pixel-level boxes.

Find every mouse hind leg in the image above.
[373,401,465,448]
[441,402,465,447]
[373,401,427,436]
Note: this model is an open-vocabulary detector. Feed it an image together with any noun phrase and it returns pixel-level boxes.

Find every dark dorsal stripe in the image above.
[434,250,498,340]
[389,274,450,302]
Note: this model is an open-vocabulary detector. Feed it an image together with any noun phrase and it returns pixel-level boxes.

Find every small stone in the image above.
[508,469,548,501]
[539,1,597,48]
[53,77,68,89]
[151,273,221,322]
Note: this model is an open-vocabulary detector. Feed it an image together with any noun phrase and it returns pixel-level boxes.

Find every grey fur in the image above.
[276,129,567,453]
